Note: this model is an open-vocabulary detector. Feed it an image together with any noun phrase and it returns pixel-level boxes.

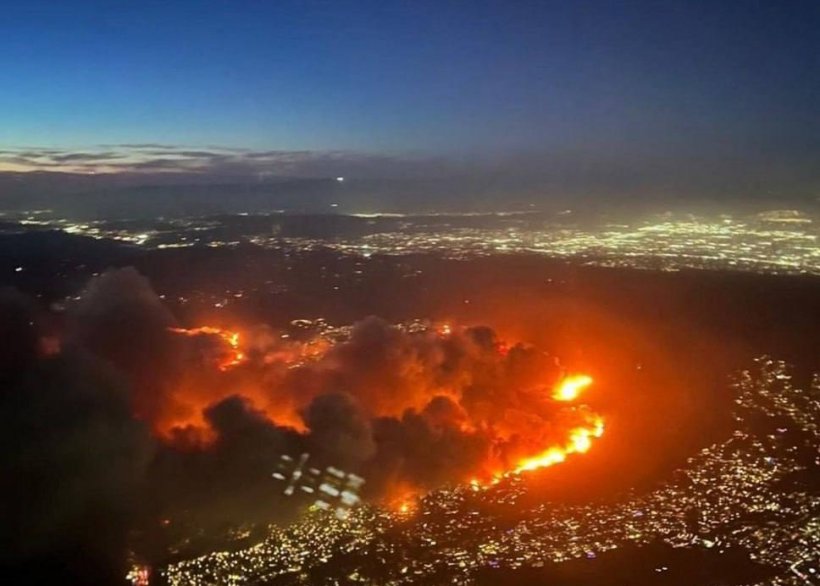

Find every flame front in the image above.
[513,414,605,474]
[510,374,604,476]
[163,322,604,492]
[168,326,246,371]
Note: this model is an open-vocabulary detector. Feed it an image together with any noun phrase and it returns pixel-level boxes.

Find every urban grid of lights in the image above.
[163,358,819,586]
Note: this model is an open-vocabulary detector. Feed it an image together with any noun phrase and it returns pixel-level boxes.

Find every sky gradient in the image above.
[0,0,818,195]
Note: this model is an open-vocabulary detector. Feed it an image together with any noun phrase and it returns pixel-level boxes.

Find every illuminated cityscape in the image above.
[3,209,819,276]
[164,358,819,585]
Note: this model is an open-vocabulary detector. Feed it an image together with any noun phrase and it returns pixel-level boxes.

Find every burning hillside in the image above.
[163,310,605,493]
[6,266,607,538]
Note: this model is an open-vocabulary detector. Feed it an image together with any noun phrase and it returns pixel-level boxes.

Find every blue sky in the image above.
[0,0,817,175]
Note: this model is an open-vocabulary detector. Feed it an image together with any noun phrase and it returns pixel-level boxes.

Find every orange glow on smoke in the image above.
[162,322,605,488]
[469,375,604,485]
[158,324,308,443]
[168,326,247,371]
[387,481,421,516]
[552,374,593,401]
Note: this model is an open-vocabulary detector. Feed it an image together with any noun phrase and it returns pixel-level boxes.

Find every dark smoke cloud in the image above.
[0,287,152,584]
[302,392,376,468]
[366,398,491,494]
[1,266,592,576]
[149,312,570,497]
[0,288,40,383]
[66,267,182,422]
[149,395,306,532]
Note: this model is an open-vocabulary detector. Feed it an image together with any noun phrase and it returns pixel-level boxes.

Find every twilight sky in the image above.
[0,0,818,196]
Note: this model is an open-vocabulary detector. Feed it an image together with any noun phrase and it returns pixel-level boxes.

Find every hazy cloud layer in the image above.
[0,144,817,208]
[0,145,438,179]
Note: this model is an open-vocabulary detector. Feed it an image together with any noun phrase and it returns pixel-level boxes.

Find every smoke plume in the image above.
[0,268,604,579]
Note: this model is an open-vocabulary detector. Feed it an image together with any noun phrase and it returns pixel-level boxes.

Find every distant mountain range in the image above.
[1,170,817,220]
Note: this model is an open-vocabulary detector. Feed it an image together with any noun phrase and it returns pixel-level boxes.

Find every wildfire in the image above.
[511,374,603,474]
[168,326,246,371]
[513,414,605,474]
[163,321,605,499]
[552,374,593,401]
[157,324,309,442]
[471,374,604,485]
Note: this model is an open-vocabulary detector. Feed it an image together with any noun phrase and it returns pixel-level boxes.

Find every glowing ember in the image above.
[392,498,419,516]
[553,374,593,401]
[438,323,452,336]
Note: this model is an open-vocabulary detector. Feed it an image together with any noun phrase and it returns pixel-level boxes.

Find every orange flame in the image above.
[495,374,603,479]
[513,414,604,474]
[157,324,309,443]
[387,483,420,516]
[552,374,593,401]
[169,326,246,371]
[463,375,604,490]
[164,323,605,490]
